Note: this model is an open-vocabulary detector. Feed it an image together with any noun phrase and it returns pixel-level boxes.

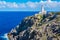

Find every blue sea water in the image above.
[0,11,39,40]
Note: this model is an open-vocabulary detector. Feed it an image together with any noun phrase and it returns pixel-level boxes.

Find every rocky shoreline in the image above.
[7,12,60,40]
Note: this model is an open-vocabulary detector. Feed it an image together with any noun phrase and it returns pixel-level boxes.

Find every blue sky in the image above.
[0,0,60,11]
[0,0,60,3]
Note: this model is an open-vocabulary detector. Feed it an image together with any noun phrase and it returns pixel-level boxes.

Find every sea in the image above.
[0,11,39,40]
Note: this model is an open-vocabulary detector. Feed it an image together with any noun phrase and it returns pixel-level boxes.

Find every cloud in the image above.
[19,3,26,8]
[0,6,5,8]
[26,1,37,8]
[7,2,18,8]
[0,1,60,11]
[0,1,6,5]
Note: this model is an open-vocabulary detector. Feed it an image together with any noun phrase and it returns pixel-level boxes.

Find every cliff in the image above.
[7,12,60,40]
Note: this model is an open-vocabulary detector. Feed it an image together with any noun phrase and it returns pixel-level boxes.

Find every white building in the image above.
[39,4,46,15]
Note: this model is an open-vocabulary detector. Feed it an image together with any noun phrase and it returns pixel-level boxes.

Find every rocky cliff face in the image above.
[7,12,60,40]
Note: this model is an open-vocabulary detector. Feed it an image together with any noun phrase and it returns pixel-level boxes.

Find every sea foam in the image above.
[0,33,9,40]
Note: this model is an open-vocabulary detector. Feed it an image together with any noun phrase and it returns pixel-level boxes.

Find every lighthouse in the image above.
[41,4,46,14]
[40,0,51,14]
[39,3,46,14]
[39,0,47,14]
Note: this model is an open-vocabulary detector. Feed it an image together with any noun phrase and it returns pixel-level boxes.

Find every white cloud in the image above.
[19,3,26,8]
[7,2,18,8]
[0,1,6,5]
[26,1,37,8]
[0,1,60,11]
[0,6,6,8]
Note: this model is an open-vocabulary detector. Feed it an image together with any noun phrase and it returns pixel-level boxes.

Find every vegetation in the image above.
[8,12,60,40]
[51,12,60,15]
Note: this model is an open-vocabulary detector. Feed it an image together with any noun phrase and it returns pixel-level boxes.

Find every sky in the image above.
[0,0,60,11]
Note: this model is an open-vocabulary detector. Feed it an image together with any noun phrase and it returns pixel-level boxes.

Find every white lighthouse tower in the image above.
[41,4,46,14]
[39,0,49,14]
[39,3,46,14]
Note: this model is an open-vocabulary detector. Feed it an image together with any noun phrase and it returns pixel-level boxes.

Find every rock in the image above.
[7,12,60,40]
